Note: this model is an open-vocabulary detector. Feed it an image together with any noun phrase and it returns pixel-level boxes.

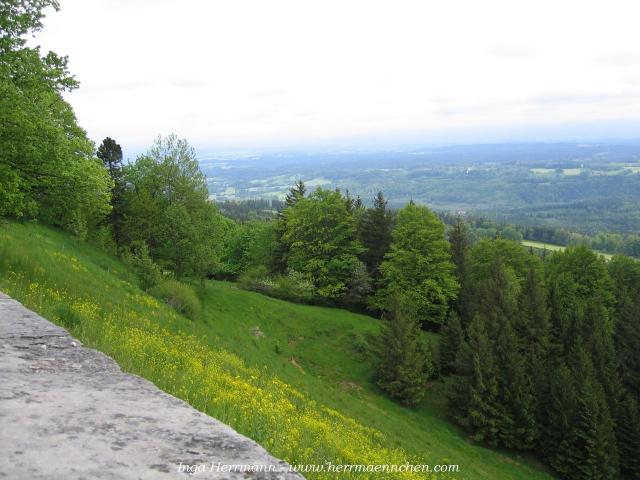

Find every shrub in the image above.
[272,270,315,303]
[238,265,273,294]
[65,210,88,241]
[239,267,315,304]
[150,280,201,320]
[126,241,161,291]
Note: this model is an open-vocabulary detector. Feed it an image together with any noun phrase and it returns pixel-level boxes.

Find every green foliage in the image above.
[221,220,278,277]
[150,280,201,320]
[97,137,126,243]
[282,188,365,301]
[617,393,640,477]
[0,2,112,228]
[374,202,458,326]
[118,135,227,280]
[374,298,431,407]
[358,191,393,278]
[439,311,464,375]
[448,215,469,284]
[126,241,161,291]
[0,221,560,480]
[238,266,315,304]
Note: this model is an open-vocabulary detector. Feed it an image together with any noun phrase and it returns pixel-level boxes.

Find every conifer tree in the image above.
[570,375,619,480]
[517,266,550,413]
[539,360,579,476]
[284,179,306,208]
[358,191,393,279]
[97,137,126,244]
[448,215,469,284]
[447,314,500,442]
[439,311,464,375]
[273,180,306,272]
[617,393,640,477]
[374,297,429,407]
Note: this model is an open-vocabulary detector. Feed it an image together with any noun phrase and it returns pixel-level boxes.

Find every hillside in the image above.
[0,292,300,479]
[0,221,553,479]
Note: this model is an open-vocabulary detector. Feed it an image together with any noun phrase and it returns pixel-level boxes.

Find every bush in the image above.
[150,280,201,320]
[238,265,273,293]
[238,267,315,304]
[272,270,315,303]
[125,241,161,291]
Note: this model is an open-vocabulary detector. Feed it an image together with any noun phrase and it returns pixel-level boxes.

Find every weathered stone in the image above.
[0,293,304,479]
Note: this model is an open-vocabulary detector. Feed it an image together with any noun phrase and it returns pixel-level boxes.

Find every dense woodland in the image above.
[2,2,640,479]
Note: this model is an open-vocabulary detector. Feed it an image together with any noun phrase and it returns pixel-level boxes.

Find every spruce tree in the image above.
[540,360,579,476]
[284,179,306,208]
[517,266,550,428]
[570,376,619,480]
[439,311,464,375]
[358,191,393,279]
[374,298,429,407]
[97,137,126,244]
[448,215,469,284]
[617,393,640,477]
[273,180,306,273]
[447,314,500,442]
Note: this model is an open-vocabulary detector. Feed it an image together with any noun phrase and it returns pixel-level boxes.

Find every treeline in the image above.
[442,213,640,258]
[221,184,640,479]
[216,198,284,221]
[444,236,640,479]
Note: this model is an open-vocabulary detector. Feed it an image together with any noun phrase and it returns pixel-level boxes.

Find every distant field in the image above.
[521,240,613,260]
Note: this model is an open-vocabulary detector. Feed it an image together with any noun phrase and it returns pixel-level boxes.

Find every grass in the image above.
[0,220,554,479]
[521,239,613,260]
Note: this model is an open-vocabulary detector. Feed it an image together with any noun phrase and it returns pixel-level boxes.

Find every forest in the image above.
[1,2,640,479]
[202,142,640,235]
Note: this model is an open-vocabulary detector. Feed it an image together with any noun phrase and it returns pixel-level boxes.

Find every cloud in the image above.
[171,79,211,89]
[80,80,155,93]
[621,71,640,86]
[594,51,640,67]
[248,88,287,98]
[529,92,640,106]
[487,44,536,60]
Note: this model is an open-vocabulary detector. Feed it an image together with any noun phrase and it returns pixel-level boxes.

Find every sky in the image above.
[33,0,640,156]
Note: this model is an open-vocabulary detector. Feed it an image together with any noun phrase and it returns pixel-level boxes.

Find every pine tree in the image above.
[570,376,619,480]
[494,315,539,449]
[447,314,501,442]
[540,360,579,476]
[448,215,469,284]
[517,266,550,427]
[614,292,640,398]
[439,311,464,375]
[284,179,306,208]
[273,180,306,273]
[97,137,126,244]
[358,191,393,279]
[616,393,640,477]
[97,137,123,178]
[374,298,429,407]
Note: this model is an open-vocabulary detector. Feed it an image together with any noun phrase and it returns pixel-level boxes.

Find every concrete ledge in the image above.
[0,293,304,479]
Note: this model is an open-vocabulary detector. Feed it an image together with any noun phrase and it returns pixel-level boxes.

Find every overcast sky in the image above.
[34,0,640,155]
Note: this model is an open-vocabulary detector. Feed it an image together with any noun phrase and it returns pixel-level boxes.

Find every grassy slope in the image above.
[196,282,552,479]
[0,221,553,480]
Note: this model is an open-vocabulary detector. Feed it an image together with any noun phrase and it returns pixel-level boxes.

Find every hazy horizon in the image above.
[35,0,640,158]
